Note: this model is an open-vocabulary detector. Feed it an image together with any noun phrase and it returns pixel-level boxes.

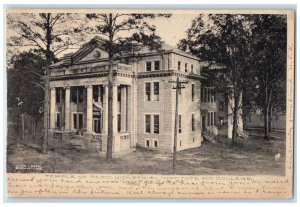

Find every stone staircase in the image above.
[49,131,103,151]
[202,130,217,144]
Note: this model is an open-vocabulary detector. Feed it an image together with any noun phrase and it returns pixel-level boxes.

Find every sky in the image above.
[6,13,199,59]
[149,14,198,47]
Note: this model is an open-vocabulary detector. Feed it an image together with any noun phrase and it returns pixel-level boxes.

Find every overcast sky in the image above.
[150,14,198,47]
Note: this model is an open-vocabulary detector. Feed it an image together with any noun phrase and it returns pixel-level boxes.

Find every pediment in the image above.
[79,47,109,62]
[72,36,109,63]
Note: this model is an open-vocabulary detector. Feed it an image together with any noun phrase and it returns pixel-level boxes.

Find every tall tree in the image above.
[86,13,170,161]
[178,14,253,145]
[8,52,46,140]
[7,13,86,152]
[248,15,287,140]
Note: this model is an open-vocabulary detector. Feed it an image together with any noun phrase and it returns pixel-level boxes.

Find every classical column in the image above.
[65,86,71,130]
[103,84,108,133]
[86,85,93,133]
[121,86,127,132]
[113,85,118,133]
[50,87,56,129]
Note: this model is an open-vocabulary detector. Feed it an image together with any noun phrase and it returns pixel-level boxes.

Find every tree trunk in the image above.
[42,13,52,154]
[231,93,239,146]
[264,104,270,140]
[268,106,273,134]
[106,58,114,162]
[42,74,49,153]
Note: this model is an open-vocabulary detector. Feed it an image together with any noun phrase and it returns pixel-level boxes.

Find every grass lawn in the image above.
[6,134,285,175]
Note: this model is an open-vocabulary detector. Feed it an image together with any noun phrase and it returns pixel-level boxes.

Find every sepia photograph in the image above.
[5,8,294,198]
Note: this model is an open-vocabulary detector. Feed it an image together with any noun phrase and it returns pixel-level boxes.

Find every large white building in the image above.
[48,36,237,153]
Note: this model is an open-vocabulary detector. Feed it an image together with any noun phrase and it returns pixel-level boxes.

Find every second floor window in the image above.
[178,61,181,70]
[192,114,195,131]
[145,82,160,101]
[145,114,160,134]
[146,61,152,71]
[145,82,151,101]
[192,84,195,101]
[56,87,64,103]
[201,87,215,103]
[93,85,103,103]
[153,115,159,134]
[185,63,188,72]
[145,114,151,133]
[191,64,194,73]
[153,82,159,101]
[71,87,84,103]
[154,61,160,70]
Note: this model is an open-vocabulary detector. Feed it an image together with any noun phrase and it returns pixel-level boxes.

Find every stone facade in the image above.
[48,36,203,153]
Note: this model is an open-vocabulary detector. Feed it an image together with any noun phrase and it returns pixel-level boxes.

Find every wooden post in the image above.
[169,78,187,174]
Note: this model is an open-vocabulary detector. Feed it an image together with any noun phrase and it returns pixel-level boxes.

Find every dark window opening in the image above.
[178,61,181,70]
[146,61,152,71]
[192,114,195,131]
[154,140,158,148]
[154,61,160,70]
[192,84,195,101]
[145,82,151,101]
[145,114,151,133]
[146,140,150,148]
[153,82,159,101]
[117,114,121,132]
[153,115,159,134]
[56,113,61,129]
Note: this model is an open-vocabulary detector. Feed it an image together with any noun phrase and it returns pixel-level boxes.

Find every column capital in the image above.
[50,86,55,91]
[64,85,70,90]
[85,85,93,88]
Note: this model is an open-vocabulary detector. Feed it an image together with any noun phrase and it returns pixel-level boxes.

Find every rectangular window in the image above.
[207,113,210,127]
[146,139,150,148]
[178,61,181,70]
[56,88,61,103]
[154,61,160,70]
[153,115,159,134]
[192,114,195,131]
[146,61,152,71]
[118,114,121,132]
[73,114,77,129]
[153,82,159,101]
[78,113,83,129]
[192,84,195,101]
[145,114,151,133]
[178,115,182,133]
[71,87,84,103]
[201,88,204,103]
[78,87,83,103]
[56,113,61,129]
[191,64,194,73]
[153,140,158,148]
[71,88,78,103]
[211,112,214,126]
[93,85,103,102]
[145,82,151,101]
[185,63,188,72]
